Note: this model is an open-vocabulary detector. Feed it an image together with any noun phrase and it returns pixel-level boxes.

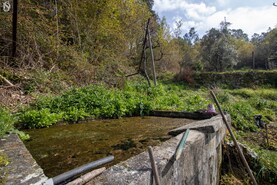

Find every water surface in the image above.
[24,116,193,177]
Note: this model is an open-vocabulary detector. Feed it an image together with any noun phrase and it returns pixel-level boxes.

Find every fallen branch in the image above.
[210,90,258,185]
[0,74,15,87]
[65,167,106,185]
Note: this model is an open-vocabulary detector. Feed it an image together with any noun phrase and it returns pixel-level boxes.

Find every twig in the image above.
[265,124,269,147]
[210,90,258,185]
[0,74,14,87]
[125,72,139,78]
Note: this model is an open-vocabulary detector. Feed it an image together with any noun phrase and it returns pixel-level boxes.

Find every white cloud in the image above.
[216,0,230,7]
[202,6,277,36]
[154,0,277,37]
[153,0,216,16]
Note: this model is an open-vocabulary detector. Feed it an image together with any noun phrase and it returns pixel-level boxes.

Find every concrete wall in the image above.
[90,115,228,185]
[0,134,47,185]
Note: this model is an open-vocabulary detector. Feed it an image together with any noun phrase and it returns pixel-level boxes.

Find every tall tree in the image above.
[184,27,199,45]
[200,25,238,72]
[230,29,249,41]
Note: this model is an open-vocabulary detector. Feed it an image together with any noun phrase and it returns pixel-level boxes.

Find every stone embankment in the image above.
[0,115,229,185]
[90,115,228,185]
[0,134,47,185]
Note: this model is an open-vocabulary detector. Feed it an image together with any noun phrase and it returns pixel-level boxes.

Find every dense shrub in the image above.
[16,82,211,128]
[17,83,153,128]
[18,109,63,129]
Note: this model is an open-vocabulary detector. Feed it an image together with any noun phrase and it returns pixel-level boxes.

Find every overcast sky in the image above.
[153,0,277,38]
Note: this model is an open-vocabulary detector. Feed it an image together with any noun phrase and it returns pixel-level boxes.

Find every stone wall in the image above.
[0,134,47,185]
[90,115,228,185]
[193,71,277,88]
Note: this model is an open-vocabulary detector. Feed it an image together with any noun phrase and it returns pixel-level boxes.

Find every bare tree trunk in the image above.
[55,0,59,59]
[73,0,82,50]
[143,49,151,86]
[252,51,255,69]
[147,27,157,86]
[12,0,18,58]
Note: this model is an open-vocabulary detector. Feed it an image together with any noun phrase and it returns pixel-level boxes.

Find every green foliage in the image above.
[18,109,63,129]
[0,108,15,137]
[15,130,30,141]
[64,108,89,122]
[16,82,211,128]
[200,27,239,72]
[223,102,257,131]
[14,80,277,134]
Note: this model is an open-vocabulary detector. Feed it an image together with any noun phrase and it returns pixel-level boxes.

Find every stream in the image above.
[23,116,193,177]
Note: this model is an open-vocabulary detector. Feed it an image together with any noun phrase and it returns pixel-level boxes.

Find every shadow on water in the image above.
[23,116,193,177]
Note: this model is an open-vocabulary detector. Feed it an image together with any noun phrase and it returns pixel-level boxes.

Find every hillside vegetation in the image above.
[1,0,277,93]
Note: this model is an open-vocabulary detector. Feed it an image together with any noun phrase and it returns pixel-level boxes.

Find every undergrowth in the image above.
[2,81,275,132]
[16,81,210,128]
[0,108,15,137]
[237,141,277,184]
[216,88,277,131]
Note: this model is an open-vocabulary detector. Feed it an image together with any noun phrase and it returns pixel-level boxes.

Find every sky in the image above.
[153,0,277,38]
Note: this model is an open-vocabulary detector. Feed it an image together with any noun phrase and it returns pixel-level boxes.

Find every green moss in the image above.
[0,154,9,167]
[0,154,9,185]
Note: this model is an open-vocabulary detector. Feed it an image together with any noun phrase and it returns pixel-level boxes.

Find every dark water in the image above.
[23,116,193,177]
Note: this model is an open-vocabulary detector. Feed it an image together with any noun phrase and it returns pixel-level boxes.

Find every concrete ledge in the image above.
[89,115,228,185]
[168,115,229,136]
[0,134,47,185]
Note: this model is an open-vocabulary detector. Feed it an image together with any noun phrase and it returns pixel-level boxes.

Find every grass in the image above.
[216,88,277,131]
[217,88,277,184]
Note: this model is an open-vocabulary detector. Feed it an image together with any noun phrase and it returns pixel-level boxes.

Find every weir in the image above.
[0,115,229,184]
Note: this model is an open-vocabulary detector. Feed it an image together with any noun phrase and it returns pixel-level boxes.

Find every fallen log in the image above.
[65,167,106,185]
